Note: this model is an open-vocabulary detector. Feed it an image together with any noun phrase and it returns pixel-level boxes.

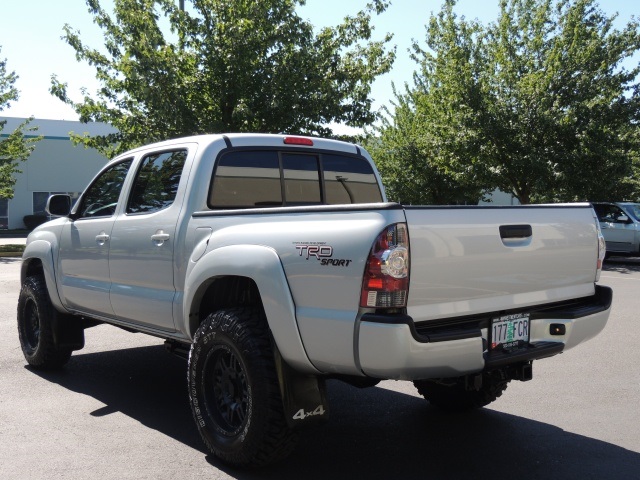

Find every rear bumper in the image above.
[357,285,612,380]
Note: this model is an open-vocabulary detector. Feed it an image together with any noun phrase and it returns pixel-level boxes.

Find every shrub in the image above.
[23,214,49,230]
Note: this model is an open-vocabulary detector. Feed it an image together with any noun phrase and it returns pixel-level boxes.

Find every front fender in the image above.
[183,244,318,374]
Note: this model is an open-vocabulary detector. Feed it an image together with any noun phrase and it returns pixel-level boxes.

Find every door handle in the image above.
[151,231,170,246]
[95,233,110,245]
[499,224,532,239]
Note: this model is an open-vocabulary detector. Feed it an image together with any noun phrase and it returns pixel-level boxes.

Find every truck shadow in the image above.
[32,344,640,480]
[603,257,640,274]
[0,256,22,265]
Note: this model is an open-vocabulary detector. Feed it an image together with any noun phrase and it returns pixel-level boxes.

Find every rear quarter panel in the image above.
[186,206,406,374]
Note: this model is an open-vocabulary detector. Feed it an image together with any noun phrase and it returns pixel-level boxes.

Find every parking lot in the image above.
[1,255,639,480]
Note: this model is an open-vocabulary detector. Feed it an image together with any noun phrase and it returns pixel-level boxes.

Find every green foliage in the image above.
[23,214,49,231]
[367,0,490,205]
[0,47,41,199]
[0,244,26,257]
[371,0,640,204]
[51,0,395,157]
[621,128,640,200]
[483,0,640,203]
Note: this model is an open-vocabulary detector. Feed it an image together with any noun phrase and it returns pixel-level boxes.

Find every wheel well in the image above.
[190,276,263,336]
[22,258,44,282]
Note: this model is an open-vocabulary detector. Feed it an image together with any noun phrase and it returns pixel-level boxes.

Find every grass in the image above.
[0,244,25,257]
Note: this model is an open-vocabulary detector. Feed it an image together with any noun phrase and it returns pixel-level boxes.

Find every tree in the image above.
[623,127,640,200]
[51,0,395,156]
[366,0,490,205]
[482,0,640,203]
[0,47,41,199]
[371,0,640,205]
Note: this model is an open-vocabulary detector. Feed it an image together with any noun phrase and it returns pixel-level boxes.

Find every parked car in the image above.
[592,202,640,256]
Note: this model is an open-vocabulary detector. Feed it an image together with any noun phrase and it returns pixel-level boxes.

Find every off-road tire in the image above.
[188,307,298,467]
[414,375,509,411]
[17,275,72,369]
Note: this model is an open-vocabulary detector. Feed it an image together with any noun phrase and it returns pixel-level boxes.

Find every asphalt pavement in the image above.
[1,256,639,479]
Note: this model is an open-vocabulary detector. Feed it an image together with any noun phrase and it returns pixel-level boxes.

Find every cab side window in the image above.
[127,150,187,214]
[78,160,132,218]
[595,204,628,223]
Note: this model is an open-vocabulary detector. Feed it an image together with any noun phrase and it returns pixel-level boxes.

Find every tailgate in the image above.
[404,204,599,322]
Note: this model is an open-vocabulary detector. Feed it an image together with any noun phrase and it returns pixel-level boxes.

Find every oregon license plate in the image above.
[491,313,530,350]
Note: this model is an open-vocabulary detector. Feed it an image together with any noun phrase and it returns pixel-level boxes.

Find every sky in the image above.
[0,0,638,130]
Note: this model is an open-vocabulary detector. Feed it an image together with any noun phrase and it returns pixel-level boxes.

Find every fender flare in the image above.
[21,239,67,313]
[183,244,319,374]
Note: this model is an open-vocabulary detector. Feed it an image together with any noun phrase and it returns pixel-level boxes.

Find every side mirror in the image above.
[46,194,72,217]
[616,214,630,223]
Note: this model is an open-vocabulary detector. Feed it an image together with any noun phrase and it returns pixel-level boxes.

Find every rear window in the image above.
[209,150,382,209]
[282,153,322,205]
[209,151,282,208]
[322,154,384,205]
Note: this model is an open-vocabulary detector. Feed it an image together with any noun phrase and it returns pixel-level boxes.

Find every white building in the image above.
[479,189,521,206]
[0,117,113,230]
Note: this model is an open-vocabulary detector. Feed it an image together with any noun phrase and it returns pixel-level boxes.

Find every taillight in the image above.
[360,223,410,308]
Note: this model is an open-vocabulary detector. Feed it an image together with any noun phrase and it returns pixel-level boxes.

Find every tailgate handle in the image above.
[499,224,532,239]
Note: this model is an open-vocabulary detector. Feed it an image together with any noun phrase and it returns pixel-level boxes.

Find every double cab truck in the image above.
[18,133,612,467]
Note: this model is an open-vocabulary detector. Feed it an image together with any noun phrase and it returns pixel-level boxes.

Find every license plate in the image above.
[491,313,530,350]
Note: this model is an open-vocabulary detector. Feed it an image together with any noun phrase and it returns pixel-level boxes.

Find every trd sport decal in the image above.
[293,242,353,267]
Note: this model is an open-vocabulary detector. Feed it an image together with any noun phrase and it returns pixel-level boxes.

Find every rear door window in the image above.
[126,149,187,214]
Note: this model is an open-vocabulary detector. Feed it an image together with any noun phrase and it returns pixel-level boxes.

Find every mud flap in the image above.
[274,347,329,429]
[51,315,85,351]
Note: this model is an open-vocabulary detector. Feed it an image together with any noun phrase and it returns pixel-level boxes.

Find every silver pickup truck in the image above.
[18,134,611,467]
